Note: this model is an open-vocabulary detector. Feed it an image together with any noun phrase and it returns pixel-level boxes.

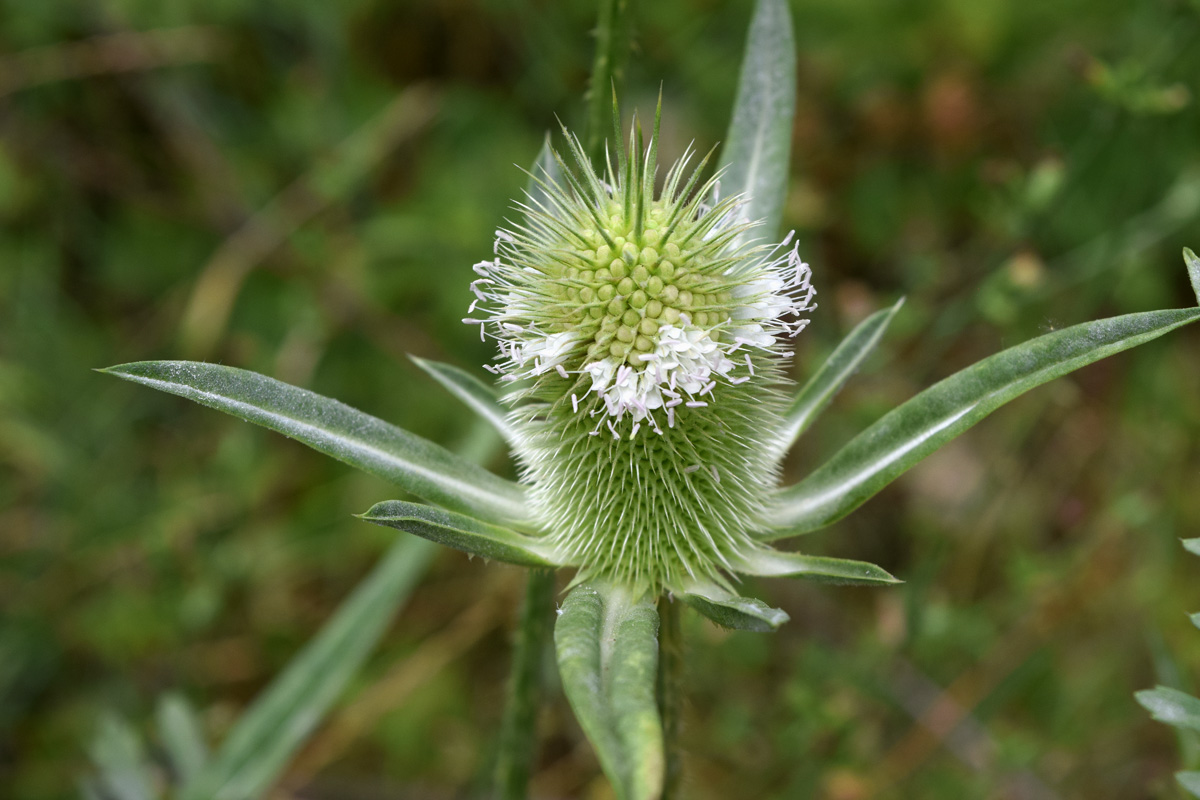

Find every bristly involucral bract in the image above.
[465,105,816,594]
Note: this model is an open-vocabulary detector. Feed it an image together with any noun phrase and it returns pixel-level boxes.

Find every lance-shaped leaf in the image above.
[733,548,900,586]
[681,582,789,632]
[1184,538,1200,557]
[360,500,557,567]
[1178,771,1200,798]
[716,0,796,240]
[555,583,663,800]
[180,536,435,800]
[765,306,1200,537]
[778,297,905,451]
[102,361,529,526]
[1136,687,1200,734]
[409,356,515,446]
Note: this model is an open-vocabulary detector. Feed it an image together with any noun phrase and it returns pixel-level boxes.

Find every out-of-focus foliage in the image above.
[1137,538,1200,798]
[1,0,1198,798]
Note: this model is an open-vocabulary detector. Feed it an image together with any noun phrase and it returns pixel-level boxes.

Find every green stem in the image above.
[493,569,556,799]
[585,0,632,164]
[657,596,683,799]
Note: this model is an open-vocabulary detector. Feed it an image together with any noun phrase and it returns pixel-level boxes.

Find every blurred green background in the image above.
[2,0,1199,797]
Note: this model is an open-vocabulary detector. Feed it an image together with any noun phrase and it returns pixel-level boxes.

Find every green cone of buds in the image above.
[466,107,815,593]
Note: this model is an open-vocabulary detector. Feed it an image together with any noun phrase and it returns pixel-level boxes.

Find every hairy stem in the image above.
[493,569,556,799]
[657,596,683,799]
[585,0,632,164]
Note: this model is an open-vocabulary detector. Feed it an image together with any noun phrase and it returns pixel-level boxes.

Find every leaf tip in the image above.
[359,500,394,521]
[1184,247,1200,305]
[96,362,146,380]
[407,353,435,377]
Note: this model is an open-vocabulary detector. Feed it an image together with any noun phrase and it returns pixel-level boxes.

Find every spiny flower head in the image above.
[466,107,815,593]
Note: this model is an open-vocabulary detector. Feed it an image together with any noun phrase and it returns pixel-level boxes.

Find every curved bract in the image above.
[764,305,1200,538]
[101,360,529,526]
[680,581,790,632]
[774,296,904,453]
[555,583,664,800]
[360,500,558,567]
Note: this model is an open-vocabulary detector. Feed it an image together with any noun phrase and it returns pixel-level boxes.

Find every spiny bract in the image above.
[466,109,815,593]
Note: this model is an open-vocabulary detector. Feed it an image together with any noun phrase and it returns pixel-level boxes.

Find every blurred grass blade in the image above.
[555,583,663,800]
[1183,538,1200,557]
[178,85,438,358]
[765,306,1200,537]
[733,549,900,586]
[87,714,158,800]
[716,0,796,239]
[360,500,556,567]
[180,536,436,800]
[1178,771,1200,797]
[102,361,529,526]
[156,693,208,786]
[409,356,515,446]
[1185,248,1200,304]
[1135,687,1200,733]
[778,298,904,451]
[681,582,789,632]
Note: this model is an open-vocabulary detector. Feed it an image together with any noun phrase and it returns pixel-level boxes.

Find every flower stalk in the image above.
[493,569,556,800]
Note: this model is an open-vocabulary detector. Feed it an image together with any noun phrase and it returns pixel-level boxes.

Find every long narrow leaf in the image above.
[716,0,796,240]
[102,361,528,526]
[555,583,663,800]
[360,500,557,567]
[681,582,789,632]
[734,548,900,586]
[180,536,435,800]
[1178,771,1200,797]
[1184,538,1200,557]
[765,306,1200,536]
[409,356,515,445]
[778,297,904,450]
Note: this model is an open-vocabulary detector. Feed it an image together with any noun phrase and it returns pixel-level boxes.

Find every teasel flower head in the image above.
[465,105,815,594]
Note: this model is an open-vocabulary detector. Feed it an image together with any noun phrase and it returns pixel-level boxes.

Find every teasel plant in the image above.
[94,1,1200,798]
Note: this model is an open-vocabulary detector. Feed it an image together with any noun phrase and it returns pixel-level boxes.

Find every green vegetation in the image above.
[2,1,1199,798]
